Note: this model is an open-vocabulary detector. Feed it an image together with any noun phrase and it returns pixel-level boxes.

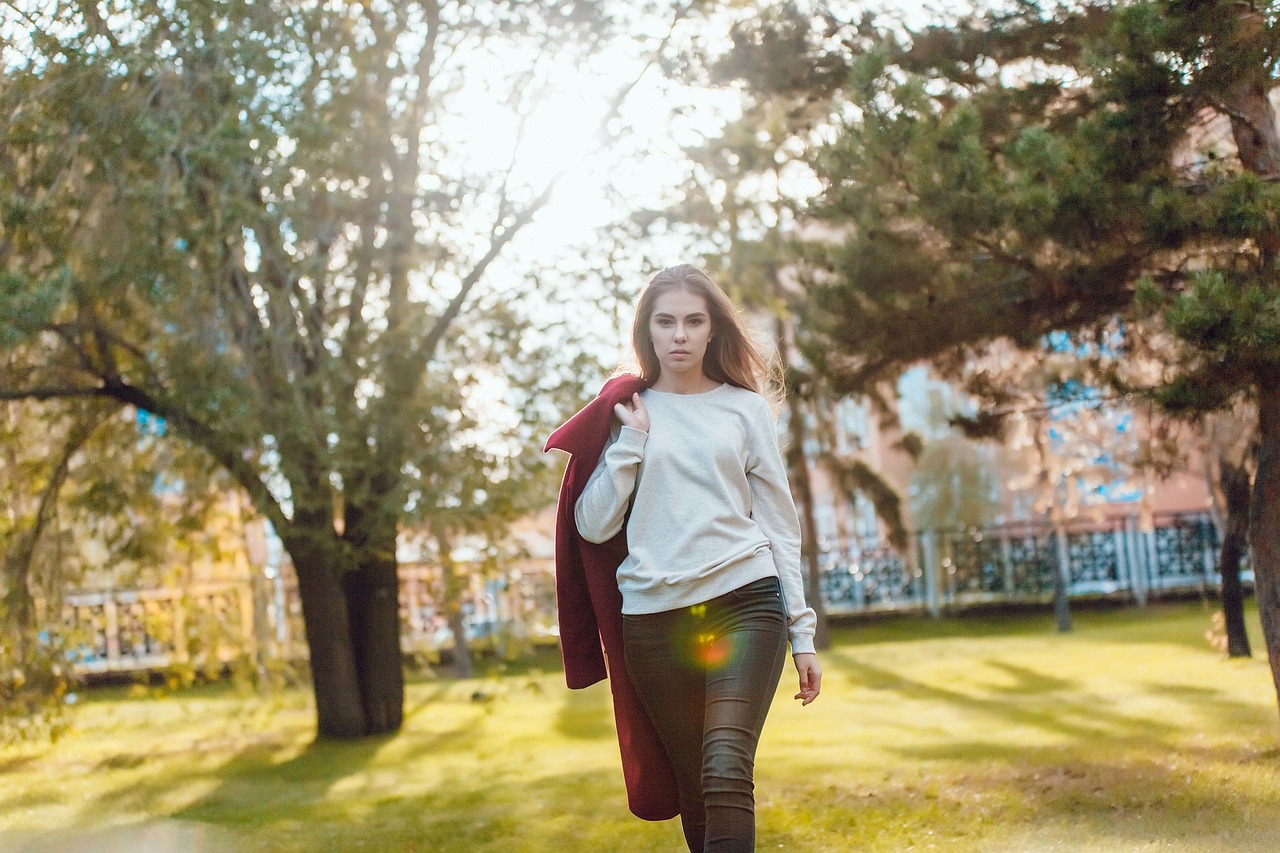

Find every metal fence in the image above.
[59,511,1242,674]
[819,511,1246,616]
[60,562,558,676]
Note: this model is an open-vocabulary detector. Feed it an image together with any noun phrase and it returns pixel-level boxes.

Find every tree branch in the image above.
[3,405,109,655]
[418,3,689,361]
[0,382,292,535]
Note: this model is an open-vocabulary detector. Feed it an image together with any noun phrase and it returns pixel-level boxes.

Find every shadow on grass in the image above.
[554,683,612,741]
[401,682,454,723]
[290,763,691,852]
[0,754,38,774]
[78,737,378,823]
[62,726,408,827]
[96,745,1280,852]
[829,599,1261,654]
[95,752,147,771]
[982,660,1074,695]
[173,715,503,824]
[823,650,1180,743]
[3,785,67,812]
[768,743,1280,853]
[70,680,563,830]
[364,766,657,851]
[159,751,674,851]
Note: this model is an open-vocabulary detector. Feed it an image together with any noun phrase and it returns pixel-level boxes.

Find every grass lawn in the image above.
[1,600,1278,852]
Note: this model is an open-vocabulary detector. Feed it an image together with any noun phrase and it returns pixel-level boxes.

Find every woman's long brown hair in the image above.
[630,264,779,397]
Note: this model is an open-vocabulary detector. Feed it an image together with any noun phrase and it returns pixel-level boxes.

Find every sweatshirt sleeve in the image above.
[574,425,648,544]
[746,399,817,656]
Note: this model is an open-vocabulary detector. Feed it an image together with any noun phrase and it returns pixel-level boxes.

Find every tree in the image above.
[1204,410,1257,658]
[0,0,666,737]
[417,361,568,678]
[727,1,1280,716]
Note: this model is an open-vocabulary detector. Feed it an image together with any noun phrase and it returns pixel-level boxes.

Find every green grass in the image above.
[2,601,1278,852]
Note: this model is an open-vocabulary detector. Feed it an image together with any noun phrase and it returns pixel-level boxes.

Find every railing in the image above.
[61,562,559,676]
[59,511,1243,674]
[820,511,1248,616]
[63,583,256,674]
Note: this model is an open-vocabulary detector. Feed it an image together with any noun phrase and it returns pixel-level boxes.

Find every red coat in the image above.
[544,374,680,821]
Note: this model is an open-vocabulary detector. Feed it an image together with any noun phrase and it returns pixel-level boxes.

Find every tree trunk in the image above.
[447,608,474,679]
[784,395,830,651]
[1033,416,1072,632]
[283,527,368,738]
[1221,5,1280,717]
[437,531,475,679]
[3,413,101,666]
[342,528,405,735]
[1218,454,1253,658]
[1223,7,1280,187]
[1051,525,1073,634]
[1249,381,1280,725]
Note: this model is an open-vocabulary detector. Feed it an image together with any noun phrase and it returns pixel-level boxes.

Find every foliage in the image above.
[0,393,253,741]
[0,640,73,746]
[777,0,1280,403]
[909,435,1005,532]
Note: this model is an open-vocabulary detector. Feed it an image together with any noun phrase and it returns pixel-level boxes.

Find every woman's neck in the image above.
[650,370,720,395]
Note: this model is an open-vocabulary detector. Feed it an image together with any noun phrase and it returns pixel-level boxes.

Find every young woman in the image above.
[574,264,822,852]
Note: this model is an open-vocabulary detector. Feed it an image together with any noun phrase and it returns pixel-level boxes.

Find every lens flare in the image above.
[697,634,733,669]
[667,603,744,671]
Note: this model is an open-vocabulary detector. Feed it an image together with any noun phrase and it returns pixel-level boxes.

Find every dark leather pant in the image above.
[622,576,788,853]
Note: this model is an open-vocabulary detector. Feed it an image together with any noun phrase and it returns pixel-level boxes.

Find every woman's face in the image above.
[648,287,713,379]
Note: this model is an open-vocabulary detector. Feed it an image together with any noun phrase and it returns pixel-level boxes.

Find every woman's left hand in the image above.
[793,652,822,706]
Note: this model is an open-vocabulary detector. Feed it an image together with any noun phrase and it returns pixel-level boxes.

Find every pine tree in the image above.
[727,1,1280,716]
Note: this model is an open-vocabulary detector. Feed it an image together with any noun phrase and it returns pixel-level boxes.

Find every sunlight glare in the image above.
[515,88,606,188]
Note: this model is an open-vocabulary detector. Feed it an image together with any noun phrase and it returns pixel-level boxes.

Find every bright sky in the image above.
[477,1,979,250]
[446,1,982,301]
[453,13,741,266]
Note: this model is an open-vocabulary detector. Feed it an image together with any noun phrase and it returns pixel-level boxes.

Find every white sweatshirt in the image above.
[574,383,817,655]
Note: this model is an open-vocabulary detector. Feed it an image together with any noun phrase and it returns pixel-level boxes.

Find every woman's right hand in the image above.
[613,392,649,433]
